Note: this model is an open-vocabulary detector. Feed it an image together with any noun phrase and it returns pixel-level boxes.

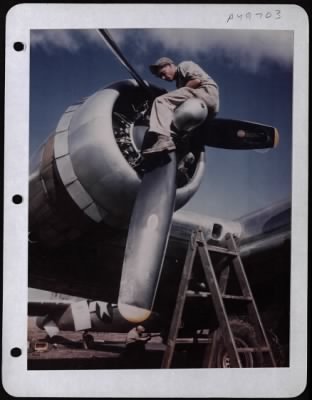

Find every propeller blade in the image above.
[197,118,279,150]
[97,29,153,98]
[118,152,177,323]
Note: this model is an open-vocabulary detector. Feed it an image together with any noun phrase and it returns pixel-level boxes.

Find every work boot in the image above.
[142,134,176,155]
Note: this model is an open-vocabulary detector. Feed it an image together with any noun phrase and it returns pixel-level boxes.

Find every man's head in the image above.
[136,325,145,333]
[149,57,177,81]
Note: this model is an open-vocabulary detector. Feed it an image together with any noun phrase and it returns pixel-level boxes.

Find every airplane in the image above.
[27,29,289,367]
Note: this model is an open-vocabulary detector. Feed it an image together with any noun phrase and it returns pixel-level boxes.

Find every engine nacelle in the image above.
[29,80,206,246]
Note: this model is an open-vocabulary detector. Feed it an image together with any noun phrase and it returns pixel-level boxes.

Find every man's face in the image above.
[158,64,177,81]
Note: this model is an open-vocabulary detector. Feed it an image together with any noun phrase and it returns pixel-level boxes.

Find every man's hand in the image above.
[143,334,152,342]
[185,79,201,89]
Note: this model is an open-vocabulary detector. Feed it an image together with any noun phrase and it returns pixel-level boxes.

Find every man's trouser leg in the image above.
[144,86,218,154]
[143,88,198,154]
[149,87,198,137]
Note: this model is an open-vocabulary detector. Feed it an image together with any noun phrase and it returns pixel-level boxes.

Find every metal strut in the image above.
[161,228,276,368]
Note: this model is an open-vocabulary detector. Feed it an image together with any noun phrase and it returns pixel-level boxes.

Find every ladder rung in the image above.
[175,338,213,344]
[206,244,238,256]
[222,294,252,301]
[186,292,252,302]
[237,347,270,353]
[186,290,211,298]
[162,229,276,368]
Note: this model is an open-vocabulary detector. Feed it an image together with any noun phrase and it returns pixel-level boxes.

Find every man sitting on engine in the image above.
[143,57,219,155]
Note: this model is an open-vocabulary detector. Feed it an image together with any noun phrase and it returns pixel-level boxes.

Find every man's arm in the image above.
[185,78,201,89]
[137,333,151,342]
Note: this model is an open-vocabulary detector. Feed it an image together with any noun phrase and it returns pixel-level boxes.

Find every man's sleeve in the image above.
[179,61,204,81]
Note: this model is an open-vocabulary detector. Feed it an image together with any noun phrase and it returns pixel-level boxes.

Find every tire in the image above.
[211,318,264,368]
[267,329,287,367]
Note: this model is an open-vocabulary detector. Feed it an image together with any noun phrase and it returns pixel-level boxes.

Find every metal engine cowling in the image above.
[29,80,206,246]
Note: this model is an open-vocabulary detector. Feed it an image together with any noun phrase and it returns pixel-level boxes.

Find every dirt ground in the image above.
[27,318,168,370]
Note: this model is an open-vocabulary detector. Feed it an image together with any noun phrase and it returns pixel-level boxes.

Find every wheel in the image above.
[267,328,287,367]
[211,319,264,368]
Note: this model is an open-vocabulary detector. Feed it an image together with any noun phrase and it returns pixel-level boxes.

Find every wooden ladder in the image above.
[161,229,276,368]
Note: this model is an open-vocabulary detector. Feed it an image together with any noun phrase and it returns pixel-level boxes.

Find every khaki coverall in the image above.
[149,61,219,137]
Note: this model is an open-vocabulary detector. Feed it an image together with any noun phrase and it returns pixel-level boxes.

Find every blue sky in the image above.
[29,29,293,219]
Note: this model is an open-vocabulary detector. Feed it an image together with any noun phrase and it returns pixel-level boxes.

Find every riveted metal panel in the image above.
[68,87,140,228]
[41,162,57,203]
[55,111,74,133]
[54,131,69,158]
[65,102,84,113]
[55,155,77,186]
[83,203,103,223]
[41,135,55,169]
[66,180,93,210]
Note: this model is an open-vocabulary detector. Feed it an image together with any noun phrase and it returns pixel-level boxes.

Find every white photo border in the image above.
[3,3,309,398]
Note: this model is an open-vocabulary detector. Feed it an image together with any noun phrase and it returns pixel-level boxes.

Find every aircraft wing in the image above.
[238,199,290,257]
[28,300,72,316]
[29,197,291,315]
[169,198,290,256]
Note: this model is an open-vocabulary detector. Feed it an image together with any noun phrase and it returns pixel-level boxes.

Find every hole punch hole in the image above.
[13,42,25,51]
[12,194,23,204]
[11,347,22,357]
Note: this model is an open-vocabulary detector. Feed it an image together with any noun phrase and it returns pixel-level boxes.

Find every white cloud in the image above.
[143,29,293,73]
[31,29,293,73]
[31,29,104,53]
[108,29,128,45]
[31,30,78,53]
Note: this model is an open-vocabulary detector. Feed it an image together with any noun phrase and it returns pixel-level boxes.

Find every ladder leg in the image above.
[202,330,219,368]
[161,233,198,368]
[162,229,276,369]
[197,231,242,368]
[219,265,230,295]
[227,234,276,367]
